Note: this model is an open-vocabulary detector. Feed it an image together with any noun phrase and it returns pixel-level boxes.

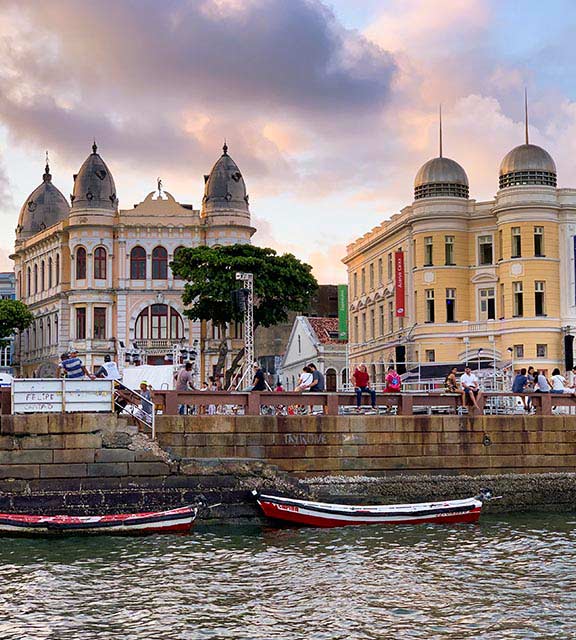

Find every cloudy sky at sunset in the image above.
[1,0,576,282]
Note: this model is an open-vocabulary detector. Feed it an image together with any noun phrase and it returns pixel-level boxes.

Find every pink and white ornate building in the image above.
[12,142,255,377]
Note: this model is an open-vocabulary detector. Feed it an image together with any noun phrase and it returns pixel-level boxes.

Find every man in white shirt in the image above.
[96,355,122,381]
[460,366,482,411]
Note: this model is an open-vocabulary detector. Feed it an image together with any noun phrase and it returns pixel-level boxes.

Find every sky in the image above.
[1,0,576,283]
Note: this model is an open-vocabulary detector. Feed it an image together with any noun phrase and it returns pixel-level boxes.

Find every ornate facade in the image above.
[344,122,576,379]
[12,143,255,378]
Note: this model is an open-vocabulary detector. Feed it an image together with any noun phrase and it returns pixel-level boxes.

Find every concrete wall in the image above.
[156,414,576,476]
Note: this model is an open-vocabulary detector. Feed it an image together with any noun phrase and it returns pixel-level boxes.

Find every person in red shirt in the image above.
[384,366,402,393]
[352,363,376,410]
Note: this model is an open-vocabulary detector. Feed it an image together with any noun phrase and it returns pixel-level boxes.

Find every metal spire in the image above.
[439,104,443,158]
[43,150,51,182]
[524,88,529,145]
[222,139,228,155]
[92,139,98,154]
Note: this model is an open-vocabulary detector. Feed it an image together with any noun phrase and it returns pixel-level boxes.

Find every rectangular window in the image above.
[353,273,358,299]
[361,268,366,295]
[76,307,86,340]
[536,344,547,358]
[361,312,366,342]
[379,304,384,336]
[425,289,435,323]
[353,316,359,343]
[370,309,375,339]
[511,227,522,258]
[378,258,383,285]
[514,344,524,359]
[534,226,544,257]
[479,287,496,321]
[446,288,456,322]
[478,235,493,265]
[444,236,455,265]
[513,281,523,317]
[387,253,392,281]
[369,263,374,290]
[535,281,545,316]
[425,349,436,363]
[424,236,433,266]
[500,283,505,319]
[498,229,503,261]
[388,301,394,333]
[93,307,106,340]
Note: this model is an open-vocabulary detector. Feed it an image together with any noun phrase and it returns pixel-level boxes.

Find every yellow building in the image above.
[343,124,576,380]
[11,142,255,378]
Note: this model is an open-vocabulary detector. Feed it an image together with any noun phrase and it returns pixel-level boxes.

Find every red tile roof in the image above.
[307,317,347,345]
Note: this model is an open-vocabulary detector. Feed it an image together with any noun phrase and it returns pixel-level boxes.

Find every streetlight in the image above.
[477,348,483,374]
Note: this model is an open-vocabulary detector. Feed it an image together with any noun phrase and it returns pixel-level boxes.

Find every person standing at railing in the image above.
[176,362,196,415]
[444,366,465,408]
[353,363,377,411]
[58,350,94,380]
[138,380,153,424]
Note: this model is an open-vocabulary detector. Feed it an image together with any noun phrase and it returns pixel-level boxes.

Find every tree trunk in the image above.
[225,347,245,389]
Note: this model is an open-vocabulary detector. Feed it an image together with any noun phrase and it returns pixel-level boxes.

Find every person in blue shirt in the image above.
[512,367,529,411]
[58,350,94,379]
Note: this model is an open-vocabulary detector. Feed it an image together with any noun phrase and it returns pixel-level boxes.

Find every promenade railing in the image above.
[150,390,576,416]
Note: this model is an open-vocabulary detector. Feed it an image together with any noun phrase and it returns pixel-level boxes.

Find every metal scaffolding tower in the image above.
[235,271,254,380]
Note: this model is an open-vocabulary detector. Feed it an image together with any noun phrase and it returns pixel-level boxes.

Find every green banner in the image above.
[338,284,348,341]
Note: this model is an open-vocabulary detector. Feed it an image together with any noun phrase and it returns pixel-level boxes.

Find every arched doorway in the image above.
[326,368,337,392]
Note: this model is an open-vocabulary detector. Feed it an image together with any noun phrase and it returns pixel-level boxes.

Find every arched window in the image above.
[130,246,146,280]
[38,320,43,349]
[33,264,38,294]
[172,246,185,280]
[27,268,31,297]
[47,316,51,345]
[135,305,183,340]
[55,254,60,285]
[76,247,87,280]
[48,257,53,289]
[40,261,45,291]
[94,247,107,280]
[152,246,168,279]
[55,315,59,343]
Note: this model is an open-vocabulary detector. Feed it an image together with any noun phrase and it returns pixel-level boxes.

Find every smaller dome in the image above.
[414,157,469,200]
[16,163,70,238]
[71,142,118,210]
[202,143,249,215]
[499,143,557,188]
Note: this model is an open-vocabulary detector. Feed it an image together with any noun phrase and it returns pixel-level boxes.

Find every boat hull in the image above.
[255,493,482,528]
[0,505,198,536]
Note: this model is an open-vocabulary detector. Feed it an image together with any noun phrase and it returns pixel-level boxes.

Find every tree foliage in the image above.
[171,244,318,329]
[0,299,34,339]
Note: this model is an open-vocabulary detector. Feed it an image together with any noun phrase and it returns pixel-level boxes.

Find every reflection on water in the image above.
[0,514,575,639]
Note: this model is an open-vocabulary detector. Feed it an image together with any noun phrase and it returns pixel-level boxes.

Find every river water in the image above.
[0,514,574,639]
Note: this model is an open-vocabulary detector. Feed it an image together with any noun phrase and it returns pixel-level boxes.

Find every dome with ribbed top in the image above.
[71,142,118,210]
[414,156,469,200]
[16,162,70,238]
[499,143,556,188]
[202,143,249,215]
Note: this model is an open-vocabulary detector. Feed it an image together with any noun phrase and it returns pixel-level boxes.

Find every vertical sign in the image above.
[395,251,405,317]
[338,284,348,340]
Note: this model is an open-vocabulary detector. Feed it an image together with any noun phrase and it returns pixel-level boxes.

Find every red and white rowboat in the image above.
[253,490,492,528]
[0,505,198,536]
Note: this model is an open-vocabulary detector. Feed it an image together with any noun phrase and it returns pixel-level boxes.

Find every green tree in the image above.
[171,244,318,384]
[0,299,34,340]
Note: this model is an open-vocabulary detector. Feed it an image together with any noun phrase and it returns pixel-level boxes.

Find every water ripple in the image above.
[0,514,575,639]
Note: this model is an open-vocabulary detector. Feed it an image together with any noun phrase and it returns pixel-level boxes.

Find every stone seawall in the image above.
[1,413,576,520]
[155,414,576,475]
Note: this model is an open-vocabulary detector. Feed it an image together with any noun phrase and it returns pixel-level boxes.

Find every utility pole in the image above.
[235,272,254,381]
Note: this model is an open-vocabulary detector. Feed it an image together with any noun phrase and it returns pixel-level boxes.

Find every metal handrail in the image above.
[114,381,156,439]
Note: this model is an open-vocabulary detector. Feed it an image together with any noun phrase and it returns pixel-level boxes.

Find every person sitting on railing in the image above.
[306,363,325,392]
[176,362,196,415]
[512,368,530,411]
[444,366,465,408]
[384,366,402,393]
[95,355,122,381]
[535,370,551,393]
[551,368,576,395]
[353,363,377,411]
[295,366,313,392]
[460,365,482,411]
